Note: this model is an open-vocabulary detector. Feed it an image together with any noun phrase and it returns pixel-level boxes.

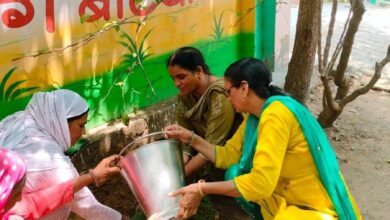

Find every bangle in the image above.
[88,169,101,187]
[183,152,192,157]
[197,179,205,197]
[189,131,195,147]
[198,153,209,161]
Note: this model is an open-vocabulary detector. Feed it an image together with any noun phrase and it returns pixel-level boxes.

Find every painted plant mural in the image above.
[0,0,267,127]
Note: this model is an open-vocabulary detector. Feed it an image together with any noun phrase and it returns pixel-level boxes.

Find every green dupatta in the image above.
[224,113,262,219]
[225,95,358,220]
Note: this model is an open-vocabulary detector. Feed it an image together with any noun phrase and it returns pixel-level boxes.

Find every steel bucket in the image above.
[118,132,185,220]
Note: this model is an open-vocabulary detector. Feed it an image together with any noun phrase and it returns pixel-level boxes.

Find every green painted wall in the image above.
[255,0,276,69]
[0,0,276,130]
[1,33,255,128]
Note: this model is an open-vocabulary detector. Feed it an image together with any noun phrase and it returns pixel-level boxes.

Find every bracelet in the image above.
[88,169,101,187]
[183,152,192,157]
[197,179,205,197]
[198,153,209,161]
[189,131,195,147]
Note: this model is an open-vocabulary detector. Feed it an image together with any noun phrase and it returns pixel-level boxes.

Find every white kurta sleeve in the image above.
[25,161,121,220]
[63,163,122,220]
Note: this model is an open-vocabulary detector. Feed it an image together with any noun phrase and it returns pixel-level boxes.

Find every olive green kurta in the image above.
[176,78,242,156]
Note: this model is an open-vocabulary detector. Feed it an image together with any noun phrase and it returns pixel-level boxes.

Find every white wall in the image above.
[273,0,291,86]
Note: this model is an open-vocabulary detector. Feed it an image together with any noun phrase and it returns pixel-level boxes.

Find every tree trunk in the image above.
[334,0,365,100]
[318,0,366,127]
[323,0,338,68]
[317,101,343,128]
[284,0,321,104]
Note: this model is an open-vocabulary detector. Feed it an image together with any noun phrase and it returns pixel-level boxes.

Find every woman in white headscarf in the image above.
[0,89,124,220]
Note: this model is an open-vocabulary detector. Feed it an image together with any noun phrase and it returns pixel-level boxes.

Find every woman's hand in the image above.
[183,154,191,165]
[169,183,203,219]
[121,214,131,220]
[92,155,121,184]
[165,124,193,145]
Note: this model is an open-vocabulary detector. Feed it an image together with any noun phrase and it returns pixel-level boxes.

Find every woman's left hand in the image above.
[169,183,203,219]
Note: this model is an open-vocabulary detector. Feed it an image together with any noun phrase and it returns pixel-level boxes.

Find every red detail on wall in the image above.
[45,0,54,33]
[117,0,123,19]
[128,0,194,16]
[0,0,34,28]
[0,0,196,32]
[164,0,194,6]
[79,0,110,22]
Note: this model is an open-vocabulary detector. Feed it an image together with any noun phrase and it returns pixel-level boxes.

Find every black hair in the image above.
[166,47,211,75]
[67,110,89,123]
[224,58,287,99]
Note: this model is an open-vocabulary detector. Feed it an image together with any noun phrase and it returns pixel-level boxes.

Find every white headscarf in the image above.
[0,89,88,171]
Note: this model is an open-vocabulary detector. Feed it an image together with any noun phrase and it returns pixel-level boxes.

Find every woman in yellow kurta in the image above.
[165,58,361,220]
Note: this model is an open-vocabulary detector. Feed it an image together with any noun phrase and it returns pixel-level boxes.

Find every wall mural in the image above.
[0,0,270,128]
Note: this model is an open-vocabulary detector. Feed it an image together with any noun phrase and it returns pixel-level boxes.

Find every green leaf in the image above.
[142,54,153,60]
[140,45,152,61]
[0,67,17,102]
[80,14,92,24]
[210,11,224,40]
[9,87,38,101]
[4,79,27,101]
[114,25,120,32]
[120,31,137,52]
[118,41,135,53]
[138,29,153,60]
[121,54,137,60]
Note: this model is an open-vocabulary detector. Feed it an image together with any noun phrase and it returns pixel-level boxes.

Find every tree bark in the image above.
[323,0,338,69]
[317,105,342,128]
[284,0,321,104]
[317,0,367,127]
[334,0,365,99]
[318,43,390,127]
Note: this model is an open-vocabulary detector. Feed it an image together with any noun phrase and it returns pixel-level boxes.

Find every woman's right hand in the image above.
[165,124,193,144]
[169,183,203,219]
[92,155,121,184]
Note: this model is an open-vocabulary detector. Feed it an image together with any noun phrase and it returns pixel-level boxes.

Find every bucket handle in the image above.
[118,131,167,156]
[110,131,167,167]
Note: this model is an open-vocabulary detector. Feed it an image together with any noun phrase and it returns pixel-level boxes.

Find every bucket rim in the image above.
[120,138,179,157]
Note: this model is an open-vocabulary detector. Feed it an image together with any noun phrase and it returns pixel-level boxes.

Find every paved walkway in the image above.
[290,3,390,91]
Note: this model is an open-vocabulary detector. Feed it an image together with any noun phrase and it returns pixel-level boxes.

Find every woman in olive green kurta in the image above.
[167,47,242,176]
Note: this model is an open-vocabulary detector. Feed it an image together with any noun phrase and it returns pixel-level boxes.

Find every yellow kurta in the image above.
[215,101,361,219]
